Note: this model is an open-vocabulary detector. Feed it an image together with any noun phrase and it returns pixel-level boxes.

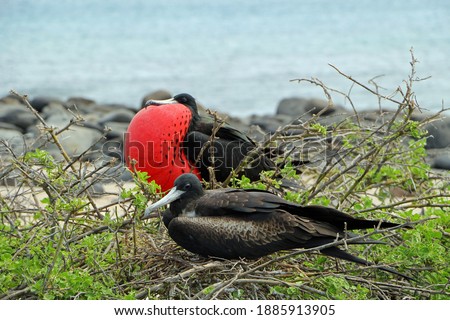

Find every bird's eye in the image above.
[184,183,191,190]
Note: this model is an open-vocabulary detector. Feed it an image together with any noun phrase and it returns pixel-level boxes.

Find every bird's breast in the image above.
[125,103,201,191]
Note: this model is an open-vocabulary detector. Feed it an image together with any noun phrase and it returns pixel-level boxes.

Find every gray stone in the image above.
[118,167,133,181]
[249,114,292,133]
[46,125,104,160]
[276,97,309,117]
[100,137,123,160]
[30,96,63,112]
[317,110,352,128]
[40,102,70,121]
[0,94,23,105]
[0,110,35,131]
[0,104,36,131]
[98,109,135,126]
[0,127,28,159]
[36,110,104,160]
[89,182,105,197]
[425,117,450,149]
[102,121,128,136]
[93,164,133,183]
[0,122,23,131]
[276,97,337,118]
[0,125,24,141]
[432,153,450,170]
[87,104,127,115]
[0,176,19,187]
[141,90,172,108]
[308,98,334,115]
[66,97,96,108]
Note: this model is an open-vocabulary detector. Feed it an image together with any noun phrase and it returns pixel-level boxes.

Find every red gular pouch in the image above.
[125,103,201,192]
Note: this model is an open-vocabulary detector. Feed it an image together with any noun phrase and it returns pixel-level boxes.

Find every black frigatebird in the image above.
[125,93,274,191]
[144,173,412,279]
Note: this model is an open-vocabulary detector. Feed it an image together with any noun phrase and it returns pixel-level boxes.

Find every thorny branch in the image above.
[1,51,449,299]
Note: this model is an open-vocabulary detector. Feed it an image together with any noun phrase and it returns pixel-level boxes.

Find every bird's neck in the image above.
[169,191,204,217]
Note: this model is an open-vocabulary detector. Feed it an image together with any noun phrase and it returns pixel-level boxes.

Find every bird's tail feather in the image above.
[320,247,413,281]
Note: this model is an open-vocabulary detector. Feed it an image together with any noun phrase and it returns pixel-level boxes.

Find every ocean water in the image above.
[1,0,449,116]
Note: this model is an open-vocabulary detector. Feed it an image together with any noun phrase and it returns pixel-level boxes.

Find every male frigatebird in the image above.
[125,93,274,191]
[144,173,411,279]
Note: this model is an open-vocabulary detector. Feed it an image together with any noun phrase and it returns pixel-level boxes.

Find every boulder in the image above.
[276,97,309,117]
[249,114,292,133]
[98,109,136,126]
[431,152,450,170]
[0,122,23,131]
[0,104,36,132]
[87,104,130,115]
[0,125,23,141]
[45,125,104,160]
[66,97,96,108]
[30,96,63,112]
[276,97,337,118]
[33,110,105,160]
[0,126,27,159]
[0,94,23,105]
[141,90,172,108]
[425,117,450,149]
[40,102,70,121]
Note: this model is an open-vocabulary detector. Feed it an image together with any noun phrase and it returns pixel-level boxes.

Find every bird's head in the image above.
[143,173,204,218]
[144,93,199,118]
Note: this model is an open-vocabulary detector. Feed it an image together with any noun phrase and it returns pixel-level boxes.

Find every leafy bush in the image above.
[1,53,449,299]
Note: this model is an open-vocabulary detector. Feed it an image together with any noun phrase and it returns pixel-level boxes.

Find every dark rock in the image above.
[66,97,96,108]
[102,121,128,136]
[308,98,335,116]
[0,126,23,140]
[93,164,133,183]
[0,104,37,131]
[432,153,450,170]
[100,138,123,160]
[82,121,105,132]
[246,124,269,142]
[276,97,309,117]
[249,114,292,133]
[425,118,450,149]
[98,110,135,126]
[118,167,133,181]
[40,102,70,120]
[88,104,128,115]
[361,109,414,125]
[0,94,23,105]
[317,111,352,128]
[0,127,29,159]
[30,96,63,112]
[38,111,105,160]
[43,105,103,132]
[89,182,105,197]
[0,109,36,132]
[53,126,104,160]
[0,176,19,187]
[0,122,23,131]
[141,90,172,108]
[276,97,337,118]
[410,110,434,122]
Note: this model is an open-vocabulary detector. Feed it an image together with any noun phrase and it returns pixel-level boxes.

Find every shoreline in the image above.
[1,90,449,176]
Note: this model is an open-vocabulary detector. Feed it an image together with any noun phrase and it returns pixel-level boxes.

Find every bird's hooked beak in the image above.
[144,97,177,107]
[143,187,185,218]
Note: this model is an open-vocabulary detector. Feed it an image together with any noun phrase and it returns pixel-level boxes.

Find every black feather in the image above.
[148,173,412,280]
